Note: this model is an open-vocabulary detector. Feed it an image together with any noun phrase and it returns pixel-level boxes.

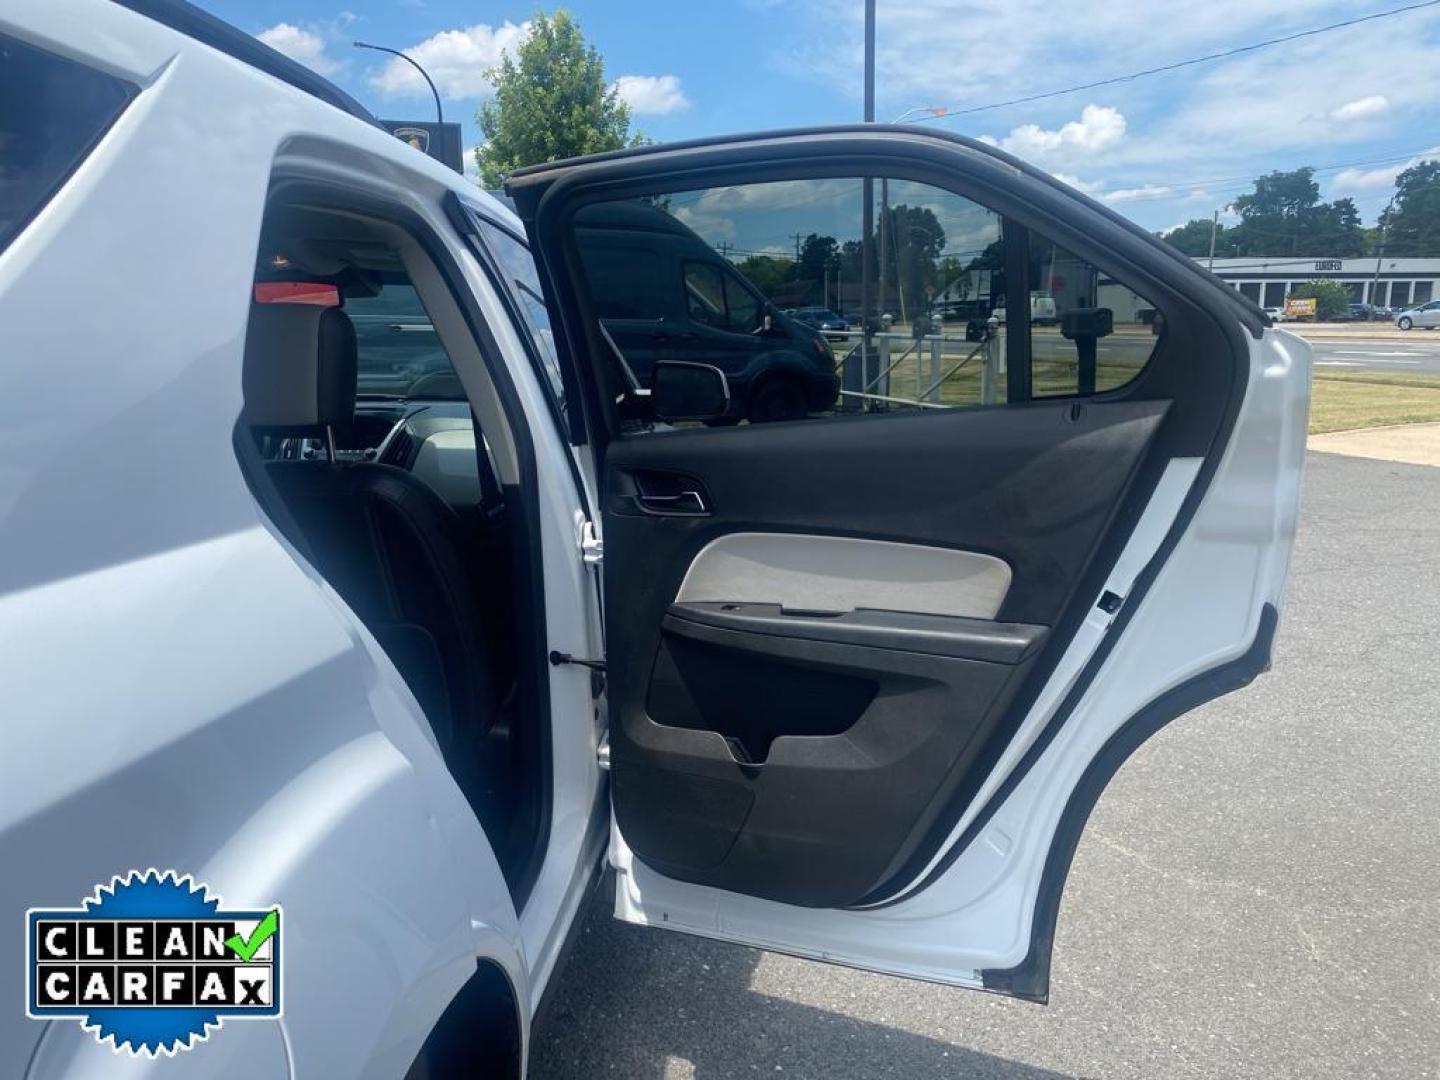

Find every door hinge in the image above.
[579,518,604,565]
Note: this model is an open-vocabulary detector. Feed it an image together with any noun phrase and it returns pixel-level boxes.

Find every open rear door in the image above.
[509,127,1309,1001]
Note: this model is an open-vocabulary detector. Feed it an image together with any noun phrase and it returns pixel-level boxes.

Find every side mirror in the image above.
[1060,307,1114,340]
[651,361,731,422]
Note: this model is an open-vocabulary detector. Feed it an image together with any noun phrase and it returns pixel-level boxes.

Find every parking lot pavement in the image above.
[1311,335,1440,374]
[529,450,1440,1080]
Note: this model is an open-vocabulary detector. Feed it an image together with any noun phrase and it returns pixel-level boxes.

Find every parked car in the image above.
[1396,300,1440,330]
[2,4,1308,1075]
[1347,302,1378,321]
[574,201,838,422]
[1264,306,1288,323]
[788,306,852,340]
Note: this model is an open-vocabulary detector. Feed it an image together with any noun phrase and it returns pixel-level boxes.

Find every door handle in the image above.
[627,470,711,516]
[636,488,708,514]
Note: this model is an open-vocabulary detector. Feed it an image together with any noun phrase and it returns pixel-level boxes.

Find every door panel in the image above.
[676,533,1013,620]
[604,400,1166,907]
[510,127,1306,997]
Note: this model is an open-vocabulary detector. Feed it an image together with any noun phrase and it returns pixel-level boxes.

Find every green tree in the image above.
[1227,167,1364,256]
[476,11,643,188]
[1160,218,1233,258]
[1383,160,1440,256]
[1290,279,1350,320]
[885,204,945,318]
[733,254,790,297]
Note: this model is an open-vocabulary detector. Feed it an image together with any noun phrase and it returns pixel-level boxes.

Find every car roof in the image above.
[114,0,379,125]
[114,0,522,234]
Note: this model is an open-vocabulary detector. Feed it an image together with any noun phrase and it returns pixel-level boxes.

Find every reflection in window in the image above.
[1027,238,1159,397]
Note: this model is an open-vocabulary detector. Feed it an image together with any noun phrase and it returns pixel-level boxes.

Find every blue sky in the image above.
[200,0,1440,235]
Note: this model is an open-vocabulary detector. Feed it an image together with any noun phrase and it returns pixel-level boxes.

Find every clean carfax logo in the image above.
[26,870,281,1056]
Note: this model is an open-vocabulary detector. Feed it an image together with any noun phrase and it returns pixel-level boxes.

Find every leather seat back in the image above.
[242,302,500,772]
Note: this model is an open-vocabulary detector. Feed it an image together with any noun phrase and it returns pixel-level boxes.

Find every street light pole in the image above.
[353,41,443,125]
[858,0,877,405]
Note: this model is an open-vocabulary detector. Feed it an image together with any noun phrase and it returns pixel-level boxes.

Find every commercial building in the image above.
[1198,256,1440,310]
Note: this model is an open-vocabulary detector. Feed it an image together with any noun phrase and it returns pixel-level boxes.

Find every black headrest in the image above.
[243,303,357,430]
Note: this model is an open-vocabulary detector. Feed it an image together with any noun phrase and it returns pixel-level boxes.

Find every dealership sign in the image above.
[380,119,464,174]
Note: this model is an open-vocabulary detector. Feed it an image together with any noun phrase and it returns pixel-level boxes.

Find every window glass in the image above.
[346,280,459,398]
[0,34,132,252]
[1392,281,1412,307]
[724,273,762,334]
[1413,282,1433,305]
[1264,282,1287,308]
[580,242,667,318]
[1026,238,1159,397]
[476,220,566,410]
[565,176,1154,432]
[683,262,728,330]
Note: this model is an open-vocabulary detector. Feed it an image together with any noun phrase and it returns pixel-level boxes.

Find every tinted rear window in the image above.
[0,34,133,252]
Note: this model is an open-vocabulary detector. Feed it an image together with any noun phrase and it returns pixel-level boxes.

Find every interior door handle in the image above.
[636,488,708,514]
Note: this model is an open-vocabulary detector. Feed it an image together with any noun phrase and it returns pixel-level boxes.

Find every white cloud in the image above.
[766,0,1440,230]
[370,21,530,99]
[1330,94,1388,122]
[614,74,691,115]
[257,22,339,76]
[989,105,1126,164]
[1332,144,1440,193]
[1103,185,1168,203]
[1049,172,1100,194]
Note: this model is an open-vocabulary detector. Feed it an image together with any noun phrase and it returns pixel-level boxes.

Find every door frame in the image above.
[510,126,1271,904]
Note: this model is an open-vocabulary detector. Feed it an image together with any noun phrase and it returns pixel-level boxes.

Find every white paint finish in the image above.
[0,0,1312,1059]
[0,3,603,1075]
[411,429,483,507]
[676,532,1013,620]
[614,326,1310,985]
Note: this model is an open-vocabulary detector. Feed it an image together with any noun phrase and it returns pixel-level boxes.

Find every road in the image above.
[530,450,1440,1080]
[1310,334,1440,373]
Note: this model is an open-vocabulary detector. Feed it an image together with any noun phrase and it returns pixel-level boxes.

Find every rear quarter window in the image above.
[0,34,133,252]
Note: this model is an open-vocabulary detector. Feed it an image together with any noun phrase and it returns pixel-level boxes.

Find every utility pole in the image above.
[1207,202,1234,273]
[1368,194,1397,309]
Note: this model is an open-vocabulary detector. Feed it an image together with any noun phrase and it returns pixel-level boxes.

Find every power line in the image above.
[912,0,1440,122]
[1090,147,1440,204]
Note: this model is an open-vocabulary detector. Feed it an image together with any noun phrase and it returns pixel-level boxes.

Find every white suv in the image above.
[1,2,1310,1076]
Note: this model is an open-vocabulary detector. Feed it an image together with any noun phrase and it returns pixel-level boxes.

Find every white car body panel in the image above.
[0,4,604,1076]
[3,0,1311,1070]
[612,327,1310,983]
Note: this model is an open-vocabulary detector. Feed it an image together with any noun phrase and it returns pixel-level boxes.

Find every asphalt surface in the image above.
[1311,334,1440,373]
[530,450,1440,1080]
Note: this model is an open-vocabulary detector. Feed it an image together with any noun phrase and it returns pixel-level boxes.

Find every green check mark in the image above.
[225,909,279,962]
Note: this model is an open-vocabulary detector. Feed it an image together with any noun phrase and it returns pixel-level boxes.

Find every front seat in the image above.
[241,302,502,789]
